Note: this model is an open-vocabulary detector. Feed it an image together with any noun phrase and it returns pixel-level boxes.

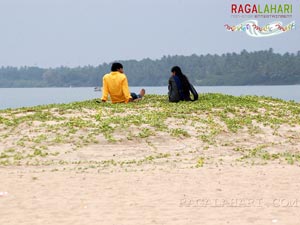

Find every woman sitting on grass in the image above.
[168,66,198,102]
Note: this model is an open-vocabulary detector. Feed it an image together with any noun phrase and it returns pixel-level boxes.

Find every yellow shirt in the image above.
[101,71,132,103]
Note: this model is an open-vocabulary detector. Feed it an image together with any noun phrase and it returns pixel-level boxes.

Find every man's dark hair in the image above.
[111,62,123,72]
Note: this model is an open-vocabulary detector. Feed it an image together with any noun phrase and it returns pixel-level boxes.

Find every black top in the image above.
[168,75,198,102]
[168,76,181,102]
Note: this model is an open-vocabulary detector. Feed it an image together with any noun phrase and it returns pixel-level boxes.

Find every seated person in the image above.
[130,89,146,101]
[101,62,132,103]
[168,66,198,102]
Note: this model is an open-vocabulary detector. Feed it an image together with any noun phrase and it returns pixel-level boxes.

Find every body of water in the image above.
[0,85,299,110]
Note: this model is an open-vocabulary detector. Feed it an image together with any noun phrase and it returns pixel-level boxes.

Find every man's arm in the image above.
[101,76,108,102]
[122,76,132,103]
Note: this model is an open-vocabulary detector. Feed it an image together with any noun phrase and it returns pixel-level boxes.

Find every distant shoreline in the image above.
[1,85,300,110]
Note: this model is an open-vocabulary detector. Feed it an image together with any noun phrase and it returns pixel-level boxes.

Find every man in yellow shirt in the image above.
[101,63,132,103]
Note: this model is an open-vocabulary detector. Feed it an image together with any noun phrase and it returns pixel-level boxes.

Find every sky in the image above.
[0,0,299,68]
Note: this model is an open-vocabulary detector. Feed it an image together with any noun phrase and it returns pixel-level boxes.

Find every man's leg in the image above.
[130,92,138,100]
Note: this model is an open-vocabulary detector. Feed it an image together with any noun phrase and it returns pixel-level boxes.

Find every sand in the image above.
[1,95,300,224]
[1,166,300,225]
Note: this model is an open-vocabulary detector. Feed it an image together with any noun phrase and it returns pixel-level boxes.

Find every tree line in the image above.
[1,49,300,87]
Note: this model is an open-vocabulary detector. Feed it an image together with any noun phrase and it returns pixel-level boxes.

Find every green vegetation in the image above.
[0,94,300,172]
[1,49,300,87]
[196,157,205,168]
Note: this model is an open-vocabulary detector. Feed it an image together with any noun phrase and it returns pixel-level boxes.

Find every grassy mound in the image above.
[0,94,300,171]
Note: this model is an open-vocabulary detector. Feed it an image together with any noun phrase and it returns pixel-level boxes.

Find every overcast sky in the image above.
[0,0,299,68]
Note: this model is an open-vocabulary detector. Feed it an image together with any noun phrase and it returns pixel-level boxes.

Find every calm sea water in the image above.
[0,85,299,110]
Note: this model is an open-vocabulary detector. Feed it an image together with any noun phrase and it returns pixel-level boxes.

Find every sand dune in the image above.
[1,94,300,224]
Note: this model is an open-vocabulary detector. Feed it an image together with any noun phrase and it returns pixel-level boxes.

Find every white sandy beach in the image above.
[1,166,300,225]
[1,95,300,225]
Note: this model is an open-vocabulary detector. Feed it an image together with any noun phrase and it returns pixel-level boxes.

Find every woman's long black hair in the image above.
[171,66,191,101]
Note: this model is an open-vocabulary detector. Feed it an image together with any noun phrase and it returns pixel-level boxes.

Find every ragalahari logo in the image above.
[231,3,292,15]
[225,3,296,37]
